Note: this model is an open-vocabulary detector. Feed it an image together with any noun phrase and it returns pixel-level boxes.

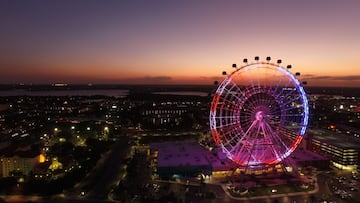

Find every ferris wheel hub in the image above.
[209,58,309,168]
[255,111,265,121]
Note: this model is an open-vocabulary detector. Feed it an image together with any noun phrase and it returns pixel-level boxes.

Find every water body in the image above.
[0,89,129,97]
[152,91,209,97]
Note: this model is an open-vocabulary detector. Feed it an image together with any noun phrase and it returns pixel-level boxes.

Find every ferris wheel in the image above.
[209,56,309,169]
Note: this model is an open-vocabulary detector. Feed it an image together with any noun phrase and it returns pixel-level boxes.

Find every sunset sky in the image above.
[0,0,360,86]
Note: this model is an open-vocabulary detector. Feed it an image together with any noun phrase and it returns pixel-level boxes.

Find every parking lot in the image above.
[328,170,360,202]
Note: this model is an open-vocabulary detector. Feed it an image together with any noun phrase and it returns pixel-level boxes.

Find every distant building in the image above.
[141,106,188,127]
[331,124,360,139]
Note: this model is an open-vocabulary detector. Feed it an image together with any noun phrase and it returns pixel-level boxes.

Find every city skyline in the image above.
[1,0,360,87]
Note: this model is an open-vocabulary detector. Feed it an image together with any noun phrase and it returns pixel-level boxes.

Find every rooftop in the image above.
[291,148,328,162]
[0,142,40,158]
[150,142,231,169]
[309,129,360,150]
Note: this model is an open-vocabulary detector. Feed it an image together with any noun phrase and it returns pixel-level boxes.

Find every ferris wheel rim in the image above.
[209,60,309,168]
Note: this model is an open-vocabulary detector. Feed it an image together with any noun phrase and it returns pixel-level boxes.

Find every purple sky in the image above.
[1,0,360,86]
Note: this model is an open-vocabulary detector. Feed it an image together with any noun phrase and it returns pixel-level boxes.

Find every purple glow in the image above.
[210,58,309,168]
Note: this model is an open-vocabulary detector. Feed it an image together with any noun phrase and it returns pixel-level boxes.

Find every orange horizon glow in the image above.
[1,62,360,87]
[0,1,359,87]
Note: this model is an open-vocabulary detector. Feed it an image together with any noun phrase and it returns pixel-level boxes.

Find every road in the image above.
[53,137,131,201]
[83,137,130,200]
[316,172,333,200]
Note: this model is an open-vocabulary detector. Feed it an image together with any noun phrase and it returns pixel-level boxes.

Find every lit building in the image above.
[150,141,329,179]
[141,106,188,127]
[48,157,63,171]
[39,153,46,163]
[309,129,360,170]
[150,142,233,179]
[330,124,360,139]
[0,145,40,177]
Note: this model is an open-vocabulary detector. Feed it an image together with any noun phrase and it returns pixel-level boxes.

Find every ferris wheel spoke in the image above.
[233,146,250,165]
[262,121,290,156]
[239,112,253,118]
[269,70,287,96]
[241,89,262,110]
[269,107,282,117]
[273,76,294,99]
[221,92,244,106]
[214,115,239,120]
[210,59,309,167]
[218,97,243,112]
[223,130,244,149]
[241,110,254,116]
[280,114,303,117]
[279,96,302,108]
[218,120,241,129]
[229,79,246,93]
[220,133,235,148]
[245,120,265,165]
[239,116,252,124]
[255,63,262,89]
[217,105,241,114]
[248,74,257,94]
[229,120,259,155]
[280,120,307,129]
[265,66,281,92]
[230,139,251,161]
[219,124,242,137]
[240,120,254,131]
[232,140,254,165]
[280,89,299,102]
[277,128,299,141]
[224,83,247,101]
[227,81,248,101]
[281,105,303,113]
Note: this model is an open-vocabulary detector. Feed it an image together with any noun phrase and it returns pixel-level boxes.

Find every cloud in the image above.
[304,76,332,80]
[331,75,360,80]
[301,74,316,77]
[303,75,360,81]
[199,76,223,81]
[123,76,172,84]
[137,76,172,81]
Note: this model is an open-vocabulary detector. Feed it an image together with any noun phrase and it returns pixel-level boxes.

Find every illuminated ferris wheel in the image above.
[209,56,309,169]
